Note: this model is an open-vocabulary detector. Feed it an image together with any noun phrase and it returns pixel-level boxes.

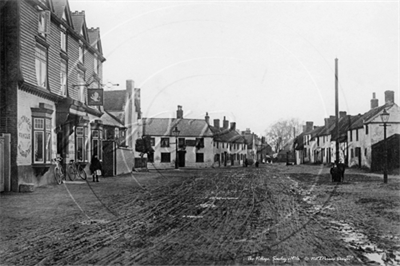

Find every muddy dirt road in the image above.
[1,164,399,265]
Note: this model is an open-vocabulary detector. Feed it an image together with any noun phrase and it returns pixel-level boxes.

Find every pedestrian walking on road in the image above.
[90,155,102,182]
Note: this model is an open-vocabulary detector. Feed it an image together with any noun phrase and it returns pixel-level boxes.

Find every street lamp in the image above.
[172,126,180,169]
[380,109,390,183]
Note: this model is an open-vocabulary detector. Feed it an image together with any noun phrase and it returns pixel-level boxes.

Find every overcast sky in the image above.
[70,0,398,136]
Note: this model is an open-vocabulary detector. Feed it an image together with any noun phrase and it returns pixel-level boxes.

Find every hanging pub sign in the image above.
[87,89,103,106]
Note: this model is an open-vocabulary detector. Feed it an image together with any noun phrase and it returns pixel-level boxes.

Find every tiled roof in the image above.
[103,90,126,111]
[294,132,305,150]
[209,126,246,143]
[143,118,213,137]
[101,111,124,127]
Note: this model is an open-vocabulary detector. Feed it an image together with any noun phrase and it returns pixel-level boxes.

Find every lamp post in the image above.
[380,109,390,183]
[172,126,180,169]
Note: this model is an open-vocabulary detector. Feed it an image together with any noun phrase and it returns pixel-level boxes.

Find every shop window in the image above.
[84,127,89,161]
[75,127,88,162]
[35,44,47,88]
[33,118,52,164]
[161,138,169,147]
[196,153,204,163]
[161,152,170,162]
[92,130,102,160]
[60,59,67,96]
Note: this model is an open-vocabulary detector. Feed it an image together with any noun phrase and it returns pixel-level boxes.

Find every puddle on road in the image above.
[198,203,217,208]
[182,215,203,219]
[209,196,238,200]
[301,191,399,265]
[79,219,110,225]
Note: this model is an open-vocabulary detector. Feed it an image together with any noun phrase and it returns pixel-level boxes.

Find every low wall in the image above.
[116,147,134,175]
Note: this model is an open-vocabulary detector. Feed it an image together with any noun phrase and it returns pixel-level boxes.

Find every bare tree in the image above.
[265,118,303,152]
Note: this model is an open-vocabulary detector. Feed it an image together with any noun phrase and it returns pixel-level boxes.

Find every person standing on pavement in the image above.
[90,155,102,182]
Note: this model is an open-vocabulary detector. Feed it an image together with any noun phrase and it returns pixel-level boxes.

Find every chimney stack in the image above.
[371,92,379,109]
[324,118,329,127]
[339,111,347,118]
[205,112,210,124]
[213,119,220,128]
[306,121,314,132]
[177,105,183,119]
[126,80,134,98]
[385,90,394,104]
[223,116,229,129]
[230,122,236,131]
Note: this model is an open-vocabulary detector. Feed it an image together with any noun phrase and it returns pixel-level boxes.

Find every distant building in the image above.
[143,106,214,169]
[103,80,142,170]
[209,116,247,167]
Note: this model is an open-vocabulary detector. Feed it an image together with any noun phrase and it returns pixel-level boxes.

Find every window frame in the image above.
[35,44,48,88]
[60,59,67,96]
[196,153,204,163]
[32,117,52,164]
[161,152,171,163]
[160,138,170,148]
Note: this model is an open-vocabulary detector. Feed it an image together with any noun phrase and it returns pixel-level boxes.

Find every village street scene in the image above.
[0,0,399,265]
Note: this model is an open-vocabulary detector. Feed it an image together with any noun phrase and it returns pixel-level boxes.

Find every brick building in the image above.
[0,0,105,191]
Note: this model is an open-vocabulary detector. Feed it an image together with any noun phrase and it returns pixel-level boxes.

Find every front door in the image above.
[356,147,361,167]
[178,150,185,167]
[102,140,116,176]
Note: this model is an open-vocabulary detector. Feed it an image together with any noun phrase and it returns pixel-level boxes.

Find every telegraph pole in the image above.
[335,58,340,163]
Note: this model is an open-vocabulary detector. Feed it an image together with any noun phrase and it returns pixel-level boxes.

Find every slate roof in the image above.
[308,126,324,140]
[209,126,246,143]
[331,115,360,142]
[351,103,394,129]
[143,118,213,137]
[103,90,126,111]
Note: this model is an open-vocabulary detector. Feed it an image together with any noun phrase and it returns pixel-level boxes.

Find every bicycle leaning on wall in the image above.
[66,160,87,181]
[53,157,64,184]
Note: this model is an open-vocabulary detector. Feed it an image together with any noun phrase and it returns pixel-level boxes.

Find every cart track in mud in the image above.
[1,164,398,265]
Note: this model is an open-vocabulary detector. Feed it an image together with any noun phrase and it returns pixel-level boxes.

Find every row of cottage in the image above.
[292,90,400,172]
[0,0,270,192]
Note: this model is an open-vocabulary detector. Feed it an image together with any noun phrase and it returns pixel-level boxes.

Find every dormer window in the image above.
[38,10,50,36]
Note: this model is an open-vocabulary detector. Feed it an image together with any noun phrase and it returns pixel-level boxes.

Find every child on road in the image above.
[90,155,102,182]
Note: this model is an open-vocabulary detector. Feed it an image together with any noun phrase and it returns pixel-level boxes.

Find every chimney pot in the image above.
[385,90,395,104]
[205,112,210,123]
[213,119,220,128]
[177,105,183,119]
[223,117,229,129]
[371,92,379,109]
